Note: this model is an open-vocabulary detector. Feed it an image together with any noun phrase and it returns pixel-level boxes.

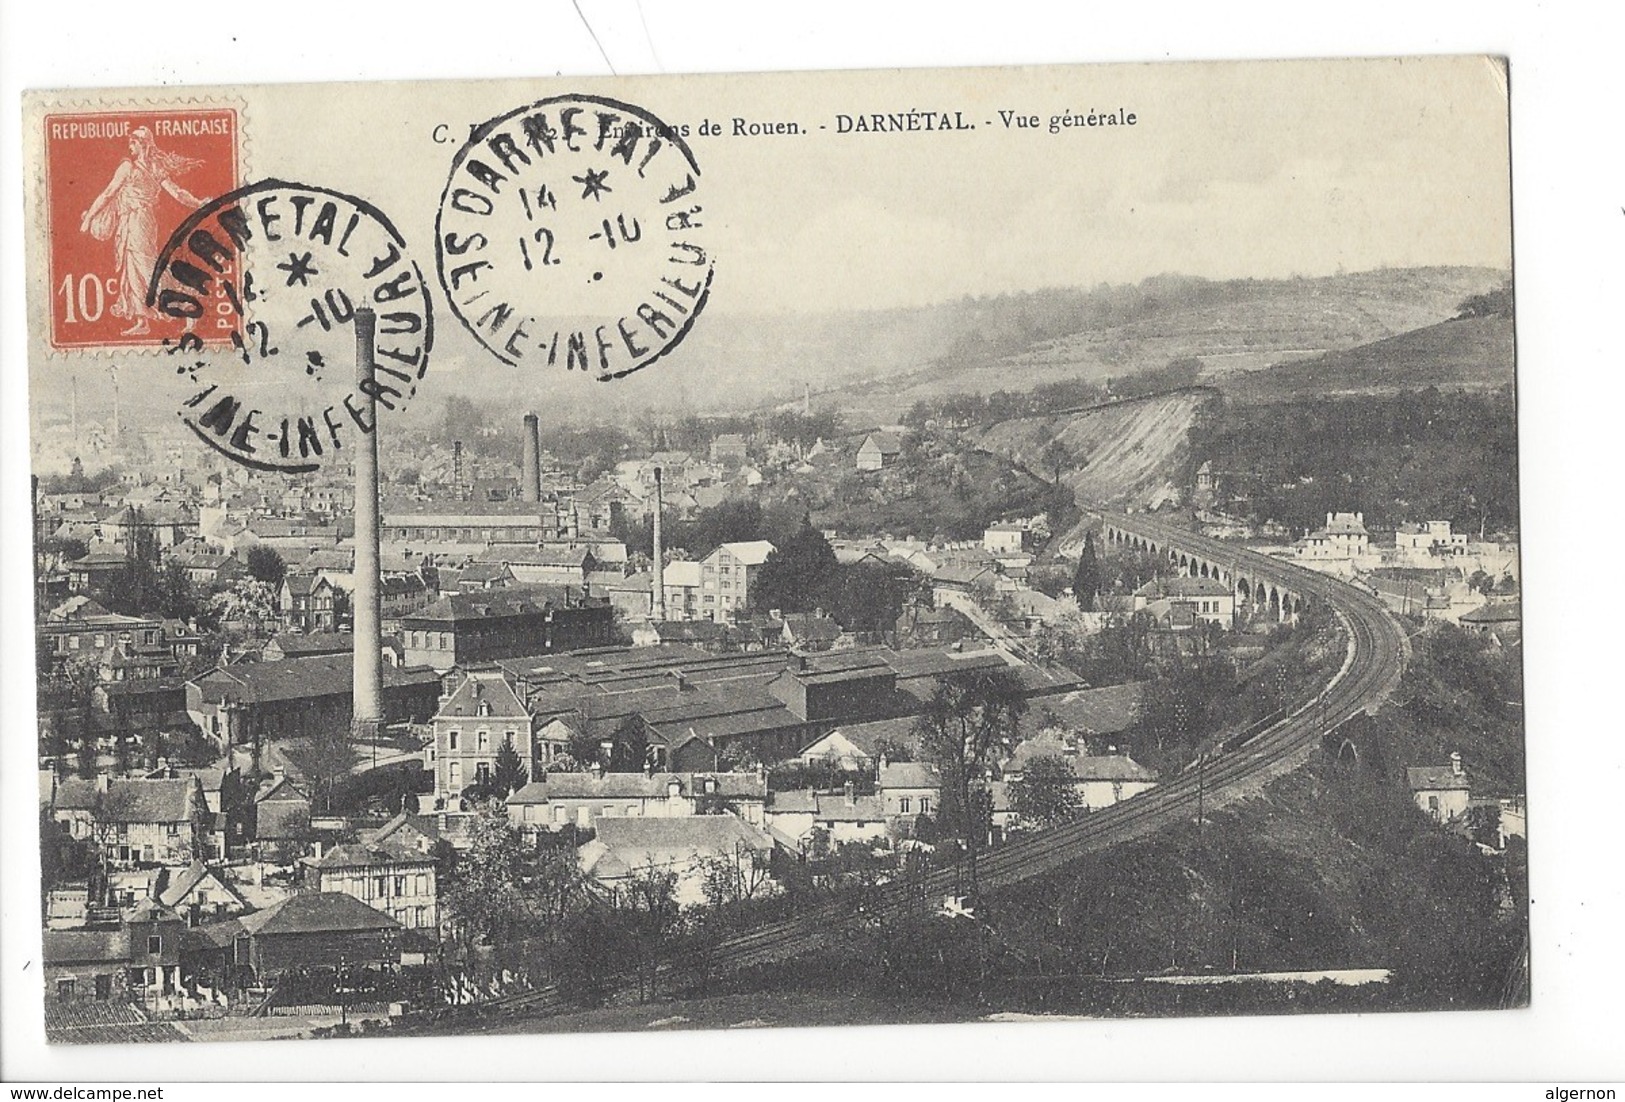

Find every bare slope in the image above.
[976,388,1220,513]
[831,267,1507,425]
[1215,315,1515,403]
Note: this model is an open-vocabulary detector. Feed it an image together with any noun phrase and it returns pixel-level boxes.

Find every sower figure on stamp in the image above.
[78,126,207,335]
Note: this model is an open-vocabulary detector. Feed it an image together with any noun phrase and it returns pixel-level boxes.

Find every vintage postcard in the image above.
[21,57,1523,1046]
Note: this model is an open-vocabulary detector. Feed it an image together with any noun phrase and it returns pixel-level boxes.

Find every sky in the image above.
[23,55,1513,419]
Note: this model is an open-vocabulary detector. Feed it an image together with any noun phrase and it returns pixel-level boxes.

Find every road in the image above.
[469,513,1410,1017]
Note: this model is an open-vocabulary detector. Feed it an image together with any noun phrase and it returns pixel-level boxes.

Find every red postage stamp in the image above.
[41,107,240,350]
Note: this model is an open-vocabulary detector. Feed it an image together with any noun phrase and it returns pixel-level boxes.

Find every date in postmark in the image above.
[42,107,240,350]
[435,94,712,380]
[151,179,434,474]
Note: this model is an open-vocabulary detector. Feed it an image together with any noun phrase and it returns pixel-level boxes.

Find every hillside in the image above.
[822,266,1507,425]
[975,388,1220,516]
[1215,314,1516,404]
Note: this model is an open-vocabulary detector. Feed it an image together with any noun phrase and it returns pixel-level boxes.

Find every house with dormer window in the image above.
[431,673,540,803]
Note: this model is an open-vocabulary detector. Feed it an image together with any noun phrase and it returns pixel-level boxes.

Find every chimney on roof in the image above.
[96,772,109,794]
[667,778,682,800]
[671,669,689,692]
[1450,751,1463,776]
[844,780,856,807]
[651,467,667,622]
[589,760,604,779]
[521,413,542,503]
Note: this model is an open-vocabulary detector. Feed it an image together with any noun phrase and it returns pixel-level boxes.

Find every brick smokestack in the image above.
[352,307,384,730]
[452,441,465,501]
[651,466,667,621]
[521,412,541,503]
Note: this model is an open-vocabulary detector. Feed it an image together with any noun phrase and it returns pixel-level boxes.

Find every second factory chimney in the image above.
[651,466,667,621]
[521,412,541,503]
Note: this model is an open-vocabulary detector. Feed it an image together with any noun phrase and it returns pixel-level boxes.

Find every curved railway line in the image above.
[462,514,1410,1018]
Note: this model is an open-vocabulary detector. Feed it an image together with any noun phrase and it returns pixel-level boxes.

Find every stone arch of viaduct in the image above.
[1100,519,1307,623]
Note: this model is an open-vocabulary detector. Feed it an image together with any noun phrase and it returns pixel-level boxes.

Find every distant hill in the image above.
[976,388,1221,520]
[1214,314,1516,404]
[36,266,1510,435]
[819,266,1508,425]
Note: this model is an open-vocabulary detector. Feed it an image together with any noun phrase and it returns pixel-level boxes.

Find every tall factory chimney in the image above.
[351,308,384,737]
[452,440,465,500]
[651,466,667,621]
[521,412,542,503]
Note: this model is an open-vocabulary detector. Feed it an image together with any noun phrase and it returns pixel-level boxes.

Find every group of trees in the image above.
[1188,386,1521,536]
[913,667,1028,893]
[901,358,1206,433]
[436,801,698,1006]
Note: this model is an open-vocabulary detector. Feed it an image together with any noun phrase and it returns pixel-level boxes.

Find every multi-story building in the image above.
[397,585,615,672]
[48,775,210,868]
[430,673,542,802]
[505,769,767,833]
[473,544,601,587]
[983,523,1031,555]
[185,654,442,749]
[38,596,163,673]
[698,540,775,621]
[1133,576,1236,628]
[279,573,339,633]
[662,560,703,621]
[1394,520,1471,563]
[380,499,561,549]
[311,839,439,931]
[1294,511,1371,563]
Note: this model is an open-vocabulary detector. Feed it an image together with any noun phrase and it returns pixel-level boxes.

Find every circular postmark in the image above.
[148,178,434,474]
[435,94,712,379]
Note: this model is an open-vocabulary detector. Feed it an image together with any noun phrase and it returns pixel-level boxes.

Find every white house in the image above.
[578,814,775,908]
[1408,752,1471,824]
[431,673,539,804]
[697,540,775,621]
[983,523,1031,555]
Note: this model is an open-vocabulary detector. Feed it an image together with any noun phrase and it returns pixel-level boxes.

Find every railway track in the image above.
[467,515,1410,1016]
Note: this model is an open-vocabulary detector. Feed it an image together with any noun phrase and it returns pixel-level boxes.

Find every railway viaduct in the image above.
[1101,514,1309,623]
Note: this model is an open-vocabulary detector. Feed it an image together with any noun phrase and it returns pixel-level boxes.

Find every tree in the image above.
[491,734,527,798]
[246,546,287,589]
[445,800,533,952]
[206,578,278,633]
[752,514,839,614]
[616,867,682,1002]
[1040,439,1072,483]
[1073,531,1101,610]
[914,666,1027,893]
[1010,754,1081,827]
[282,722,360,814]
[698,841,775,907]
[873,737,914,764]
